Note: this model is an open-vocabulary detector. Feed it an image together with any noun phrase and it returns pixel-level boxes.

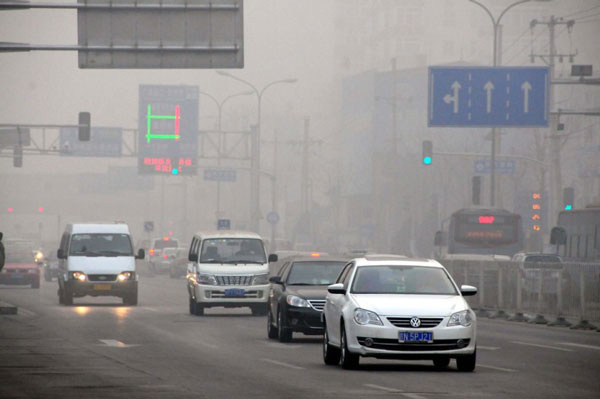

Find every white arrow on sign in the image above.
[443,81,461,114]
[521,81,532,113]
[484,81,495,113]
[98,339,139,348]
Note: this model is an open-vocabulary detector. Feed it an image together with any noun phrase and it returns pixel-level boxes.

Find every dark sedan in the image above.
[267,257,347,342]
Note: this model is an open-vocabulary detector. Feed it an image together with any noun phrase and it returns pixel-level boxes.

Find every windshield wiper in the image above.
[229,260,265,264]
[287,283,315,286]
[97,251,130,256]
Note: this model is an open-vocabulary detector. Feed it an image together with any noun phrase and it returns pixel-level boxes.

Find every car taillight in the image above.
[163,254,168,259]
[149,249,155,256]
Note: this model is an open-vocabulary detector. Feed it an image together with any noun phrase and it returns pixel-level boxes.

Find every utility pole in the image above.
[301,118,310,219]
[530,16,577,222]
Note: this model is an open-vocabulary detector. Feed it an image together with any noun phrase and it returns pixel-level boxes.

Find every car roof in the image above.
[193,230,263,240]
[285,256,349,263]
[69,223,130,234]
[354,257,443,268]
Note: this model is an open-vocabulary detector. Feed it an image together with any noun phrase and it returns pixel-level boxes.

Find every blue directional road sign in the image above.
[217,219,231,230]
[428,66,549,127]
[474,159,516,175]
[266,211,280,225]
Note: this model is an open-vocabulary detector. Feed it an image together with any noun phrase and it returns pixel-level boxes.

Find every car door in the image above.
[57,232,70,288]
[187,238,200,295]
[326,262,354,346]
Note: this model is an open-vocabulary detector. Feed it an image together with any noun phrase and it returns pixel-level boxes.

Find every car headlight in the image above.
[286,295,310,308]
[353,308,383,326]
[252,274,269,285]
[69,271,87,282]
[197,273,217,285]
[118,272,135,281]
[447,310,473,327]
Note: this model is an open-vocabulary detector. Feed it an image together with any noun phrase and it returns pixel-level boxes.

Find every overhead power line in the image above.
[561,4,600,19]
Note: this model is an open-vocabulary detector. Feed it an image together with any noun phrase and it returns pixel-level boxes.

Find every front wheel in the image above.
[340,324,359,369]
[456,349,476,372]
[433,357,450,369]
[267,311,279,339]
[63,288,73,306]
[277,311,292,343]
[323,323,341,365]
[31,278,40,289]
[123,292,138,306]
[190,297,204,316]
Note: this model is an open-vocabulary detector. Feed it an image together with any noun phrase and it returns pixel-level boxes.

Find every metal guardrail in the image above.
[441,259,600,329]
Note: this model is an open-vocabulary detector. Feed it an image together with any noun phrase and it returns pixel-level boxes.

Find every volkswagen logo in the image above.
[410,316,421,328]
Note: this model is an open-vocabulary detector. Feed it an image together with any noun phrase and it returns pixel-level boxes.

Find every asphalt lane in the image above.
[1,273,599,399]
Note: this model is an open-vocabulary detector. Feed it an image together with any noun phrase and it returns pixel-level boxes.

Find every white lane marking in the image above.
[364,384,426,399]
[98,339,139,348]
[478,364,517,373]
[512,341,573,352]
[144,307,159,312]
[478,346,500,351]
[260,358,304,370]
[561,342,600,351]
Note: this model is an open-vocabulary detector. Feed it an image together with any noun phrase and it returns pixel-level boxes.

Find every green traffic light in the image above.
[423,156,432,165]
[564,204,572,210]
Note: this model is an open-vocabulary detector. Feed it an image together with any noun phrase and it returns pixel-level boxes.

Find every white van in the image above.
[56,223,145,306]
[186,231,277,316]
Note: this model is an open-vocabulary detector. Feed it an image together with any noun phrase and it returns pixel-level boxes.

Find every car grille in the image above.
[209,290,260,299]
[88,274,117,282]
[215,275,253,286]
[357,337,470,351]
[308,300,326,312]
[387,317,443,328]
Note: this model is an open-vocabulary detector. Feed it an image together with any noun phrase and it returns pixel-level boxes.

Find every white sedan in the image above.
[322,256,477,371]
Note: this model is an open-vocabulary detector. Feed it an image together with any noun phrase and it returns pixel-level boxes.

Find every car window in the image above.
[69,234,133,256]
[200,238,266,264]
[336,262,354,284]
[286,261,346,285]
[351,265,458,295]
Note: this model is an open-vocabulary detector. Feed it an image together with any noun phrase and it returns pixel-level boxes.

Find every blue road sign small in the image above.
[217,219,231,230]
[428,66,549,127]
[474,159,516,175]
[204,169,237,182]
[266,211,280,225]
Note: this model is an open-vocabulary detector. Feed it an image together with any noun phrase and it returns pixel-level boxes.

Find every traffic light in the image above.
[472,176,481,205]
[78,112,91,141]
[563,187,574,210]
[422,140,433,165]
[13,146,22,167]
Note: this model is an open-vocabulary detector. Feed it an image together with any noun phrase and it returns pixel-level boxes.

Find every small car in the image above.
[167,247,189,278]
[322,255,477,370]
[512,252,563,300]
[267,256,347,342]
[0,250,40,289]
[148,237,179,273]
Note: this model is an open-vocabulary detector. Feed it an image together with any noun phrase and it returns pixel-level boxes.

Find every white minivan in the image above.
[56,223,145,306]
[186,231,277,316]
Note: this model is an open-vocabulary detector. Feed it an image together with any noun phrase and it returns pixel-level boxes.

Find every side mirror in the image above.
[57,249,66,259]
[269,276,282,284]
[0,232,3,240]
[327,283,346,295]
[550,227,567,246]
[188,253,198,262]
[268,254,278,262]
[136,249,145,260]
[460,285,478,296]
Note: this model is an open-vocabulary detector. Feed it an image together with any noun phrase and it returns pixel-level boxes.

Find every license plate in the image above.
[11,274,24,279]
[224,288,245,297]
[399,331,433,343]
[93,284,111,290]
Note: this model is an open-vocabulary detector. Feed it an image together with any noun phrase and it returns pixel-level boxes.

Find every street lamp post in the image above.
[469,0,548,206]
[198,90,253,217]
[216,71,297,233]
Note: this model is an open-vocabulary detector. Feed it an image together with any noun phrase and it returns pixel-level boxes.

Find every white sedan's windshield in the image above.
[351,265,458,295]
